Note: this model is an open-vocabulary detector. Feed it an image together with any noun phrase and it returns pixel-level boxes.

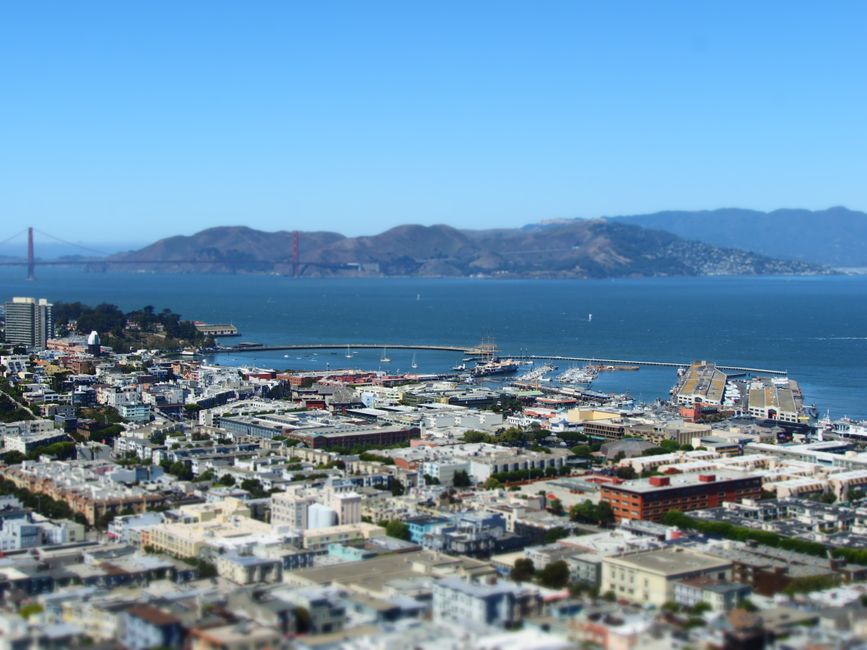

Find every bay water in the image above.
[1,268,865,418]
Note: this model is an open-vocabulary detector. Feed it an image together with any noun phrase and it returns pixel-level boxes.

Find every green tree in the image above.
[544,526,569,543]
[385,520,410,541]
[510,558,535,583]
[569,499,614,527]
[1,450,25,464]
[547,497,564,516]
[571,444,593,458]
[462,430,492,443]
[483,477,502,490]
[538,561,570,589]
[390,478,405,496]
[216,474,236,487]
[240,478,267,498]
[452,470,471,487]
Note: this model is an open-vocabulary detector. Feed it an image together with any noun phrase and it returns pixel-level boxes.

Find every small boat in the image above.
[180,348,197,356]
[588,313,593,322]
[411,353,418,369]
[380,347,391,363]
[452,362,466,371]
[345,345,353,359]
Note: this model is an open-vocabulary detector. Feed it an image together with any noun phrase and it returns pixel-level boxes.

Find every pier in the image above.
[216,343,788,375]
[523,355,788,376]
[220,343,487,354]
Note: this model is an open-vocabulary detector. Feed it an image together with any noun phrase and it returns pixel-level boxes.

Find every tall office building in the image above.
[3,297,53,349]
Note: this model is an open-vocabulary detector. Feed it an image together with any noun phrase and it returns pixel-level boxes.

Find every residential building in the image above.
[600,548,733,607]
[4,297,53,349]
[433,577,542,627]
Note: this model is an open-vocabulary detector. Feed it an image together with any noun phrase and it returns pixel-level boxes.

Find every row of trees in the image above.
[0,441,77,465]
[662,510,867,567]
[0,477,85,524]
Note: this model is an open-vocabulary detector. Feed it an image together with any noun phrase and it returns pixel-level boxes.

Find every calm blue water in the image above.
[2,268,866,418]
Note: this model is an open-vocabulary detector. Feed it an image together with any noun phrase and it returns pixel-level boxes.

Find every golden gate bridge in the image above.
[0,228,342,279]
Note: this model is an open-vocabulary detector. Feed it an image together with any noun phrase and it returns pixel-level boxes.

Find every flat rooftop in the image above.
[677,362,727,403]
[604,469,758,494]
[607,547,731,576]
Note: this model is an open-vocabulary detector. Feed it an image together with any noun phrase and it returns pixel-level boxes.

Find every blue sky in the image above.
[1,1,866,246]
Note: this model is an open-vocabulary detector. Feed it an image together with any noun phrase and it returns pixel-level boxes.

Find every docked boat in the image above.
[816,413,867,441]
[471,359,519,377]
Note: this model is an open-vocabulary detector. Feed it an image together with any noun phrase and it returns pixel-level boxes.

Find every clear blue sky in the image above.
[1,1,866,246]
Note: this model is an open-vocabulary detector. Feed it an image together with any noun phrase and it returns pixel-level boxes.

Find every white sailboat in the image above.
[588,313,593,322]
[380,347,391,363]
[411,353,418,369]
[345,345,353,359]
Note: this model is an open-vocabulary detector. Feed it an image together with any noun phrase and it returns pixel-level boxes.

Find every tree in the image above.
[216,473,236,487]
[544,526,569,543]
[483,477,502,490]
[538,561,570,589]
[241,478,267,498]
[1,450,25,465]
[385,520,410,541]
[390,478,405,496]
[452,470,471,487]
[510,558,535,583]
[691,601,712,615]
[614,465,637,480]
[165,461,193,481]
[595,501,614,526]
[569,500,614,527]
[462,430,492,444]
[571,445,592,458]
[547,497,564,516]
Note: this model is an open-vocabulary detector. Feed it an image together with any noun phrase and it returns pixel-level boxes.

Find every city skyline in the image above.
[2,1,866,242]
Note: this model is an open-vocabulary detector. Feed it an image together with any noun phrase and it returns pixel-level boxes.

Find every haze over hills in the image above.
[106,220,821,279]
[608,207,867,267]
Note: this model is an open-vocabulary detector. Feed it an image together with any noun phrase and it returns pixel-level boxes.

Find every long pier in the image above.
[220,343,485,354]
[215,343,788,375]
[523,355,787,376]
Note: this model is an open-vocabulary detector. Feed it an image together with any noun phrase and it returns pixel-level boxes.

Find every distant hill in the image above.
[107,220,821,279]
[610,207,867,267]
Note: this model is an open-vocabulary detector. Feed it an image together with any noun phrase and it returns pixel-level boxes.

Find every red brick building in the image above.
[600,471,762,522]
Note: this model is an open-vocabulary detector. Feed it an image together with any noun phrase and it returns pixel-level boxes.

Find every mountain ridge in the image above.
[606,206,867,267]
[107,219,823,279]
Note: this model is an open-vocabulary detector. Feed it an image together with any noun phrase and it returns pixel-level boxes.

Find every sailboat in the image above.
[588,313,593,322]
[345,345,353,359]
[411,353,418,369]
[380,347,391,363]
